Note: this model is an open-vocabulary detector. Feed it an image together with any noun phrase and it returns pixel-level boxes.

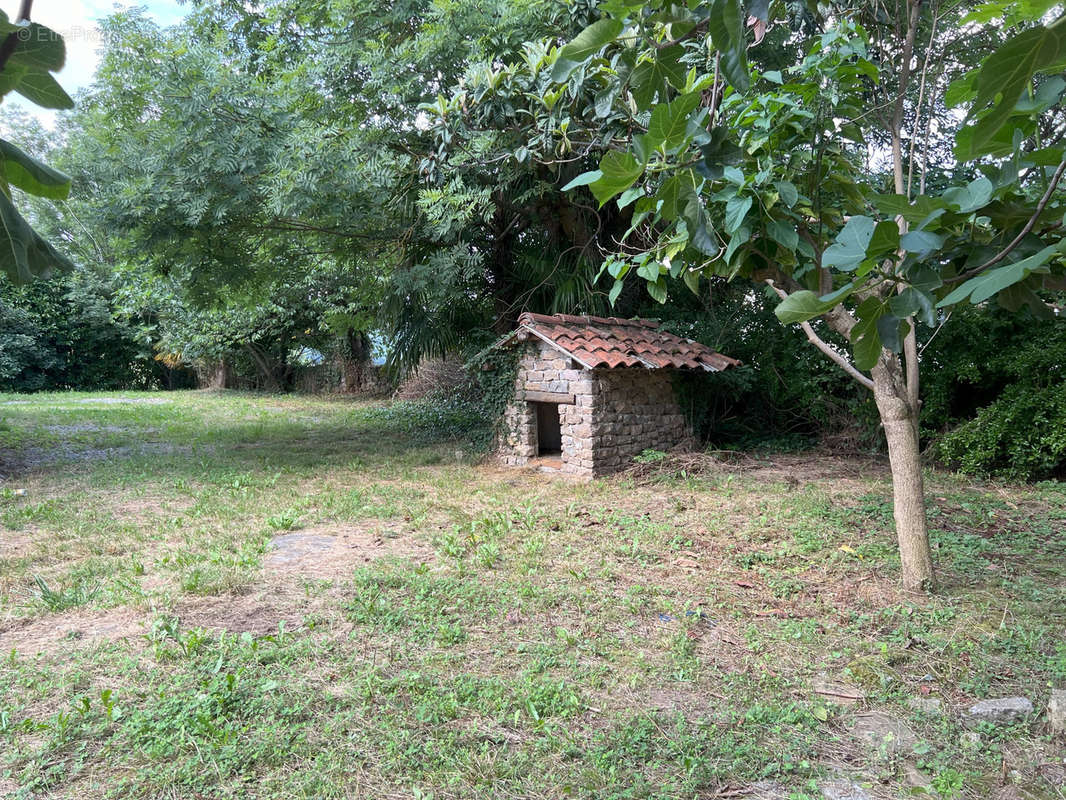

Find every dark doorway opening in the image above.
[534,402,562,455]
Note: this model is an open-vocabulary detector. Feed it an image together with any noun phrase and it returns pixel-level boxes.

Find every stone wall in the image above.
[499,339,687,476]
[586,368,685,474]
[499,340,596,474]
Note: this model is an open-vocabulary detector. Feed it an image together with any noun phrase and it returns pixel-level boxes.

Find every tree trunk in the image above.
[245,344,282,393]
[871,358,936,591]
[340,329,370,393]
[207,359,232,389]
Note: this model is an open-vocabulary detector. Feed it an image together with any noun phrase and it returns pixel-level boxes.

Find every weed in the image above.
[32,575,99,611]
[266,508,302,531]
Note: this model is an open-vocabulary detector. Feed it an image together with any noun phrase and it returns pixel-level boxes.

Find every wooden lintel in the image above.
[524,390,575,405]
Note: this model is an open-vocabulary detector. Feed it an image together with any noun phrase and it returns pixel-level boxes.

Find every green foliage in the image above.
[0,300,56,388]
[960,13,1066,158]
[359,398,489,446]
[466,2,1066,380]
[463,333,521,446]
[632,448,667,463]
[935,384,1066,481]
[0,267,171,392]
[0,9,73,283]
[32,575,99,612]
[43,2,608,373]
[920,304,1066,480]
[649,283,871,448]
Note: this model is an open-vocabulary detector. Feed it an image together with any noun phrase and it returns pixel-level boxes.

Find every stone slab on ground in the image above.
[820,779,871,800]
[851,711,918,756]
[1049,688,1066,736]
[965,697,1034,725]
[746,780,789,799]
[264,526,430,578]
[903,761,932,789]
[267,533,338,566]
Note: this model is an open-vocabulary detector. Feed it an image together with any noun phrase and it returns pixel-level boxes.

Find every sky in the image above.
[5,0,188,125]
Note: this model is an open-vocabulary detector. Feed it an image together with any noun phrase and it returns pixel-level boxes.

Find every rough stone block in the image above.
[965,697,1033,725]
[1048,689,1065,736]
[819,780,871,800]
[907,696,944,715]
[851,712,918,755]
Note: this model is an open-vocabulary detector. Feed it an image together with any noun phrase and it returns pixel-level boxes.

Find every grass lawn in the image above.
[0,390,1064,799]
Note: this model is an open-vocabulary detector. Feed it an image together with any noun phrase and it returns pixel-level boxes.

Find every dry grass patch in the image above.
[0,391,1063,800]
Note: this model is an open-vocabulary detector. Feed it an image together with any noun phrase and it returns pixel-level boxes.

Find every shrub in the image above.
[934,383,1066,481]
[0,268,165,392]
[640,281,873,450]
[921,304,1066,481]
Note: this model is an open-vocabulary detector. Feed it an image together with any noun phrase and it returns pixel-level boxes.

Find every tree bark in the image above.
[340,329,370,393]
[814,297,936,592]
[871,356,935,592]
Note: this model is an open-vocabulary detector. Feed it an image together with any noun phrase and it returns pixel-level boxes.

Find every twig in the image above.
[654,19,708,49]
[907,1,939,200]
[945,159,1066,284]
[765,280,875,391]
[917,311,951,356]
[815,688,866,700]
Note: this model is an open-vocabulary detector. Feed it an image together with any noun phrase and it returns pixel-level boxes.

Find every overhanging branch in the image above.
[766,280,874,391]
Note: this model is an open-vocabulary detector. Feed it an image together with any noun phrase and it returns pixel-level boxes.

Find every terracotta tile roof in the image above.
[516,312,740,371]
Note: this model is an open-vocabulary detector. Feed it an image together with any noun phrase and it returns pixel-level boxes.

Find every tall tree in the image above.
[55,0,617,371]
[433,0,1066,590]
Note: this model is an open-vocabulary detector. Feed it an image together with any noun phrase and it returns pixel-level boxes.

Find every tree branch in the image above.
[907,1,939,200]
[903,321,920,410]
[891,0,922,197]
[765,280,874,391]
[945,159,1066,284]
[653,19,708,49]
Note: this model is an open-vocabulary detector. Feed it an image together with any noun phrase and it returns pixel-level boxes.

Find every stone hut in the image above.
[493,312,739,476]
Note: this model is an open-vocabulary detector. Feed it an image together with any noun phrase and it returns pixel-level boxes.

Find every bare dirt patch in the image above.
[0,593,310,655]
[264,524,432,580]
[107,494,194,526]
[744,451,889,484]
[0,528,40,561]
[66,397,170,406]
[619,449,891,489]
[40,424,150,435]
[0,608,146,656]
[175,593,304,636]
[6,442,193,476]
